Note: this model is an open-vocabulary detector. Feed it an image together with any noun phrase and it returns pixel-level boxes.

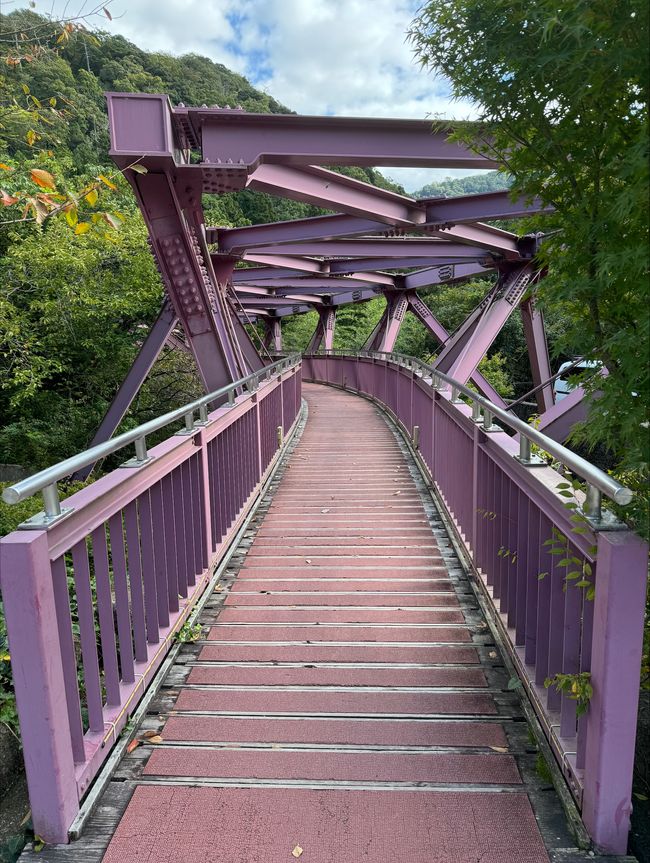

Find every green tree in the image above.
[410,0,649,516]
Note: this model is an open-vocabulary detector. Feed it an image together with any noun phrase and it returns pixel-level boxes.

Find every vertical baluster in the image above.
[91,525,121,705]
[493,471,506,602]
[138,489,161,639]
[172,465,189,598]
[161,473,179,613]
[485,457,495,587]
[190,452,206,573]
[576,591,594,770]
[181,459,197,586]
[123,500,147,661]
[71,539,104,730]
[546,535,568,711]
[148,481,170,627]
[207,437,218,549]
[560,574,583,738]
[535,514,553,687]
[214,433,225,544]
[514,497,530,646]
[524,506,541,664]
[216,428,235,540]
[506,480,519,626]
[51,555,85,761]
[108,513,135,684]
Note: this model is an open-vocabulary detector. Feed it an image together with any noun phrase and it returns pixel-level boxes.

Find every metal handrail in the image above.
[2,354,301,519]
[307,349,633,517]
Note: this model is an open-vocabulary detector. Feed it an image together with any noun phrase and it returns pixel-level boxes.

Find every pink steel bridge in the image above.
[0,94,647,860]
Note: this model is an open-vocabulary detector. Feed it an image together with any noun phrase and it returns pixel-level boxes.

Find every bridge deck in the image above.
[82,385,575,861]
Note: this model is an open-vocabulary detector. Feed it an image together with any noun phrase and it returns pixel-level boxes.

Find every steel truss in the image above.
[98,92,576,453]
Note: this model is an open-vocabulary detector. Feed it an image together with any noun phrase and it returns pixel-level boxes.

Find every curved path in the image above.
[95,384,559,863]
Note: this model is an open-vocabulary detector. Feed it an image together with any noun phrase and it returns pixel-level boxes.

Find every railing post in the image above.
[197,427,214,561]
[582,530,648,854]
[0,531,79,843]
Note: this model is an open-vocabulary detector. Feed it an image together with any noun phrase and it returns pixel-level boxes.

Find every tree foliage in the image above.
[409,0,650,499]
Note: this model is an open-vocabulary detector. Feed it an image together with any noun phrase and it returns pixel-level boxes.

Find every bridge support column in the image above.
[362,292,407,353]
[434,264,534,386]
[520,297,554,412]
[407,292,508,408]
[73,300,178,480]
[263,318,282,353]
[306,307,336,352]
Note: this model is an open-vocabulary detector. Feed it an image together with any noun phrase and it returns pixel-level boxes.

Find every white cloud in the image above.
[16,0,486,189]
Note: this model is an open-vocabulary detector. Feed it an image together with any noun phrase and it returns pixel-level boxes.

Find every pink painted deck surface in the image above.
[103,787,549,863]
[144,748,521,784]
[186,664,488,687]
[225,590,460,605]
[103,385,549,863]
[198,642,480,663]
[161,715,508,747]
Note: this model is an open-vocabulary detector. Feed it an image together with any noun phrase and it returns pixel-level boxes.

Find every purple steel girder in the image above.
[262,318,282,353]
[406,293,507,408]
[377,292,409,352]
[247,164,425,226]
[520,298,554,413]
[184,105,498,169]
[236,239,490,259]
[404,262,493,290]
[105,92,553,441]
[306,307,337,352]
[72,299,178,480]
[434,265,535,385]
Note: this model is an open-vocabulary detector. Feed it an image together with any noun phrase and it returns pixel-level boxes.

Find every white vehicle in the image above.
[553,359,601,401]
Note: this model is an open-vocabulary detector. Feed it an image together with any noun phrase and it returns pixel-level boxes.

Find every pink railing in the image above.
[303,351,647,855]
[0,360,302,843]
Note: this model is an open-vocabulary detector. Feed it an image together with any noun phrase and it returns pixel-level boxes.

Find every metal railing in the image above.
[308,349,633,523]
[0,358,303,843]
[302,350,647,855]
[2,354,301,526]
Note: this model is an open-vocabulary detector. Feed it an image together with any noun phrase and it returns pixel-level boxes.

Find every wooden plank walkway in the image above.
[24,383,619,862]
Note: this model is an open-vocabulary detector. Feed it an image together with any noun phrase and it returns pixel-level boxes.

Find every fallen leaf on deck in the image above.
[321,508,330,513]
[488,651,498,658]
[489,746,508,753]
[142,730,160,739]
[126,739,141,754]
[292,846,303,858]
[305,559,312,564]
[145,734,164,744]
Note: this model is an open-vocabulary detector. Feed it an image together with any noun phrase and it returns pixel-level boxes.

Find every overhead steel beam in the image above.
[215,215,388,254]
[245,239,490,258]
[247,164,425,226]
[329,255,483,274]
[428,223,520,258]
[423,190,553,223]
[185,105,497,169]
[403,262,493,290]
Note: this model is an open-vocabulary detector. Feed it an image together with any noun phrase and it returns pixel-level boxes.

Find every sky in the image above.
[10,0,483,192]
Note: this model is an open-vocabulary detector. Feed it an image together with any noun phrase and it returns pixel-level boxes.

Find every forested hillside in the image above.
[0,9,408,481]
[413,170,510,199]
